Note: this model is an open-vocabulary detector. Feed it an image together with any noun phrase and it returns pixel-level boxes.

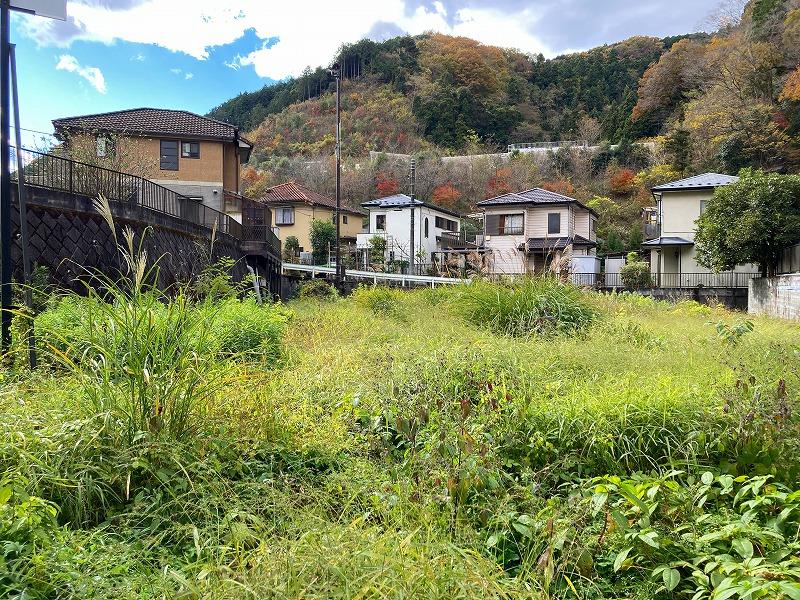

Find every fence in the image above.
[507,141,588,152]
[11,148,279,252]
[602,272,754,289]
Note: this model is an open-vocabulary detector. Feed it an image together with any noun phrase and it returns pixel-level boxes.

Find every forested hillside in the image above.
[209,33,687,151]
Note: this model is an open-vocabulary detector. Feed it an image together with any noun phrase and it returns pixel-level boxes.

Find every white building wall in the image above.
[656,190,760,275]
[366,205,459,262]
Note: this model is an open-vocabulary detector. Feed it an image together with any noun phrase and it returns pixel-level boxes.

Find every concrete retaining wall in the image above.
[749,275,800,320]
[633,287,749,311]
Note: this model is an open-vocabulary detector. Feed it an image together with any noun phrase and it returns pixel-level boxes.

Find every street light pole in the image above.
[409,158,415,274]
[330,63,342,283]
[1,0,12,352]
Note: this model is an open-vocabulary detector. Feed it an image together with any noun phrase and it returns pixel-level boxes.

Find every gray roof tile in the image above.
[477,188,597,216]
[651,173,738,192]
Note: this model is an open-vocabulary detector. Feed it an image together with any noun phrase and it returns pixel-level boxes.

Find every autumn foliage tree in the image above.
[375,172,399,197]
[486,168,514,196]
[541,179,576,197]
[609,169,637,195]
[431,183,462,208]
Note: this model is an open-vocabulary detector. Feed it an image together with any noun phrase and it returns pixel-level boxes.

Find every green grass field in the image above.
[2,280,800,599]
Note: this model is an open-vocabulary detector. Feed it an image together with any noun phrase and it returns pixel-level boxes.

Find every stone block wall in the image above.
[10,185,251,292]
[749,275,800,320]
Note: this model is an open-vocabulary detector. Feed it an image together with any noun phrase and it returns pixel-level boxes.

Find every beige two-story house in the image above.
[644,173,760,286]
[258,181,365,253]
[477,188,598,277]
[53,108,253,216]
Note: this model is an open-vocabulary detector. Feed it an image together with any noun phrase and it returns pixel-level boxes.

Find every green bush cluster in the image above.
[451,277,596,337]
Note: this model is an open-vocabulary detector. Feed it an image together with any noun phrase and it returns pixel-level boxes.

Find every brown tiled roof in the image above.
[53,108,243,142]
[259,181,365,215]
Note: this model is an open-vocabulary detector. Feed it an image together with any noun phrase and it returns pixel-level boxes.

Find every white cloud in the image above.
[184,72,194,80]
[131,52,145,61]
[22,0,554,80]
[169,67,182,75]
[55,54,107,93]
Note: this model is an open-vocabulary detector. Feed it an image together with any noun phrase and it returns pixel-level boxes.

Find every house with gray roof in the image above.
[358,194,462,268]
[643,173,760,287]
[476,188,599,278]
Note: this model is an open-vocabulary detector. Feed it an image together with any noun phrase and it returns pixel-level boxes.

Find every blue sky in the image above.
[11,0,726,147]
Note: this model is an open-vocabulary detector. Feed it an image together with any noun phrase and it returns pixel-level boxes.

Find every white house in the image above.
[476,188,599,279]
[643,173,760,287]
[358,194,461,265]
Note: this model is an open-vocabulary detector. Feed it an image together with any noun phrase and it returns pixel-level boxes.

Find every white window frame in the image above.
[275,206,295,225]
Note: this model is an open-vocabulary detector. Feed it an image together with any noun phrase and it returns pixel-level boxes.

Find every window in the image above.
[275,207,294,225]
[181,141,200,158]
[547,212,561,235]
[435,216,458,232]
[160,140,179,170]
[700,200,707,215]
[486,213,523,236]
[375,214,386,230]
[424,217,429,238]
[96,136,113,158]
[591,218,596,233]
[343,215,348,224]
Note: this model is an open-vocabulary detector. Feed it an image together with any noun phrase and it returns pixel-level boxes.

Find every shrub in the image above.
[298,279,338,300]
[283,235,300,262]
[620,252,652,289]
[208,298,292,361]
[352,285,406,319]
[452,277,596,337]
[310,219,336,265]
[193,256,242,301]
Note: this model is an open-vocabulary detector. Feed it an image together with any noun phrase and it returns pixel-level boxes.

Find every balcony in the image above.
[644,223,661,240]
[439,230,483,249]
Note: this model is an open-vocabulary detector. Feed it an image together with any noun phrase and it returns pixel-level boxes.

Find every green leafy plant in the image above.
[452,277,596,337]
[619,252,652,289]
[310,219,336,265]
[283,235,301,262]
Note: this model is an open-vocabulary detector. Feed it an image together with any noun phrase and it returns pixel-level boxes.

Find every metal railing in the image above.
[602,272,755,289]
[439,230,481,248]
[11,147,270,247]
[507,141,588,152]
[242,224,281,255]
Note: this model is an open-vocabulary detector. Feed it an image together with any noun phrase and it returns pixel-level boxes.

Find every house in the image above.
[476,188,599,277]
[357,194,462,265]
[52,108,253,218]
[643,173,760,287]
[258,181,365,254]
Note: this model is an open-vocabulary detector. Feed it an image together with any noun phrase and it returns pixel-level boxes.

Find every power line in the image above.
[17,126,56,137]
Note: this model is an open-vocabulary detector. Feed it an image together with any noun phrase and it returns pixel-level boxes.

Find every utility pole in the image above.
[409,158,415,274]
[1,0,12,352]
[330,62,342,283]
[0,1,66,354]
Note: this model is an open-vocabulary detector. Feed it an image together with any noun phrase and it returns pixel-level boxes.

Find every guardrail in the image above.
[283,263,470,286]
[507,141,589,152]
[12,147,258,244]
